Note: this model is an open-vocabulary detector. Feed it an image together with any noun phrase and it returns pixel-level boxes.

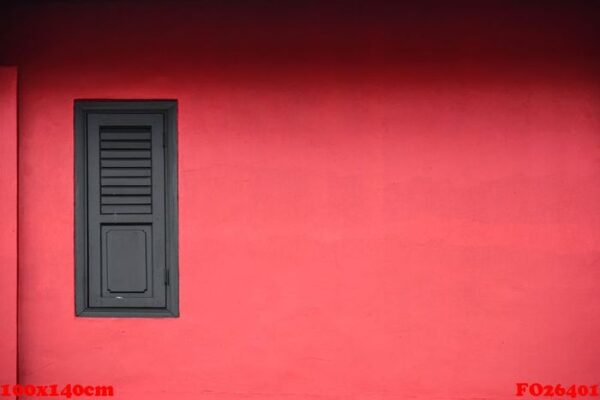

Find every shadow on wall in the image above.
[1,0,599,84]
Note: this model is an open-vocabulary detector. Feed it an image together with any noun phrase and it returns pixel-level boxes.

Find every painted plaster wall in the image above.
[0,67,17,386]
[2,1,600,399]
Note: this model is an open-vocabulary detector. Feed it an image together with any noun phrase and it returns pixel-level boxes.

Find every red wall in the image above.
[3,1,600,399]
[0,67,17,385]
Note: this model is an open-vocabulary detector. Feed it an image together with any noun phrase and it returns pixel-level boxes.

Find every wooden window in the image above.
[75,101,178,317]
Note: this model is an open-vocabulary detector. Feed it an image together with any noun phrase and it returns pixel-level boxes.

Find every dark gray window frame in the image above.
[75,100,179,317]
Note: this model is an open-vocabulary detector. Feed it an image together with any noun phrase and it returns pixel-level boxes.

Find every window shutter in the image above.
[75,101,178,317]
